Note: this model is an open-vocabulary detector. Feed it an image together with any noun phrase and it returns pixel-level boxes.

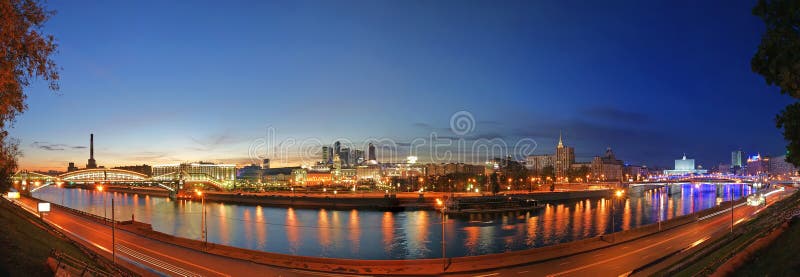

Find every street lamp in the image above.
[97,185,106,219]
[610,190,624,242]
[436,198,447,272]
[195,189,207,250]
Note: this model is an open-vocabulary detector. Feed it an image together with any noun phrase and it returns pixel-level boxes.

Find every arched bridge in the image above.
[12,168,232,195]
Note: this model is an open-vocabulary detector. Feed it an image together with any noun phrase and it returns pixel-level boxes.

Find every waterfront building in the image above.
[112,164,152,176]
[238,164,263,182]
[769,155,799,177]
[625,165,648,181]
[152,162,237,189]
[424,163,483,177]
[731,150,743,168]
[590,147,624,181]
[356,164,383,181]
[663,154,707,176]
[526,154,555,172]
[746,154,769,175]
[555,133,575,179]
[262,167,296,186]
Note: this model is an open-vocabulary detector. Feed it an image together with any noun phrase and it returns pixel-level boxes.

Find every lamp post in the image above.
[97,185,106,219]
[112,197,116,264]
[57,182,64,206]
[436,198,447,272]
[610,189,624,242]
[196,190,207,250]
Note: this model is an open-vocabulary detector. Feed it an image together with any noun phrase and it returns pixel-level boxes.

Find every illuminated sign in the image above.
[37,202,51,213]
[6,192,20,199]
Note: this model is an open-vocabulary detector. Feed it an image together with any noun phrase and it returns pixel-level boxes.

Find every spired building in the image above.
[590,147,624,181]
[555,133,575,179]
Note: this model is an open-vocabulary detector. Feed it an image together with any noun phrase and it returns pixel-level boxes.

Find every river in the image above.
[32,183,753,259]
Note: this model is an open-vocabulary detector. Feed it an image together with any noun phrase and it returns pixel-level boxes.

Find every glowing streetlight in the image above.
[96,185,107,218]
[195,189,207,249]
[435,198,447,272]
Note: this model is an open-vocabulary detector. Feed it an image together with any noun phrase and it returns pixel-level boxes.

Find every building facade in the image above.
[555,134,575,179]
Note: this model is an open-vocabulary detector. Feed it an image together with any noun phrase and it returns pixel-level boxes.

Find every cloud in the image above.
[31,141,87,151]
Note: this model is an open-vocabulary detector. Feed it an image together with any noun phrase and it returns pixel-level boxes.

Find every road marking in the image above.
[518,270,530,274]
[41,207,229,277]
[559,261,570,266]
[117,244,201,277]
[289,269,369,277]
[473,273,500,277]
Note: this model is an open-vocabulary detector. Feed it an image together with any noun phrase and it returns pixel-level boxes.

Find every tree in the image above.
[752,0,800,167]
[0,0,59,192]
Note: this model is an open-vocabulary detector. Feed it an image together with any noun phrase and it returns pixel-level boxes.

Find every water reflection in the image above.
[33,183,755,259]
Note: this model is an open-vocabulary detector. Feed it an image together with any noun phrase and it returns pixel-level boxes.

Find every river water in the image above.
[33,183,753,259]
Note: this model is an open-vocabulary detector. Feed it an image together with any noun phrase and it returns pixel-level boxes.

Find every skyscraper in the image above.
[353,149,365,165]
[322,146,330,164]
[368,143,376,161]
[86,133,97,169]
[731,150,743,168]
[334,141,341,157]
[555,132,574,179]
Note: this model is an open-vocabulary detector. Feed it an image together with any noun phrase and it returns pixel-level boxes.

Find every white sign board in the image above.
[6,191,20,199]
[37,202,50,213]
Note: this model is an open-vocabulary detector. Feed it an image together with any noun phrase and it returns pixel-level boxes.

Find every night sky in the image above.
[11,0,795,171]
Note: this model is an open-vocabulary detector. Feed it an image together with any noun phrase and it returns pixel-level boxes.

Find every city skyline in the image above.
[9,0,795,170]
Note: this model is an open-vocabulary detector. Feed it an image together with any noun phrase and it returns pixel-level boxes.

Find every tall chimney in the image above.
[90,133,94,159]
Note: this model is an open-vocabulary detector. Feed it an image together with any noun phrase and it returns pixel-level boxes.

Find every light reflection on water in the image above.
[33,183,753,259]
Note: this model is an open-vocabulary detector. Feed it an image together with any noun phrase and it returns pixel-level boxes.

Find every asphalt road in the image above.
[12,188,792,277]
[449,188,794,277]
[15,197,357,277]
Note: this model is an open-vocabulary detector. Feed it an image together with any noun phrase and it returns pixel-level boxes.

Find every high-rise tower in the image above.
[86,133,97,169]
[368,143,376,161]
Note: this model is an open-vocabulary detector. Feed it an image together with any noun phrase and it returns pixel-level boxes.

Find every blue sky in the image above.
[11,0,795,170]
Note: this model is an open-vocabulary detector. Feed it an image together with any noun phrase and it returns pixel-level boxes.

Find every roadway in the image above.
[10,187,793,277]
[449,187,795,277]
[13,197,355,277]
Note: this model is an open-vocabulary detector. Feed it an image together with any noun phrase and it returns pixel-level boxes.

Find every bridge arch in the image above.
[59,168,148,182]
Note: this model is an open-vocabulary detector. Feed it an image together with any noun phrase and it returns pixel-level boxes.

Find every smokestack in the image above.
[90,133,94,159]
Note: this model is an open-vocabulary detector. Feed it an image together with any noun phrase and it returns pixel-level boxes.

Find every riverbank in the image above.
[105,185,614,210]
[23,191,753,276]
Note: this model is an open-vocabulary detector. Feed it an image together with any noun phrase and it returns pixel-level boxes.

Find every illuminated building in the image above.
[746,154,769,175]
[424,163,482,176]
[769,155,799,176]
[152,162,236,189]
[353,149,365,165]
[731,150,743,169]
[590,147,624,181]
[112,164,152,176]
[341,147,351,166]
[663,154,707,176]
[356,164,382,180]
[526,154,554,172]
[322,146,331,164]
[555,133,575,179]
